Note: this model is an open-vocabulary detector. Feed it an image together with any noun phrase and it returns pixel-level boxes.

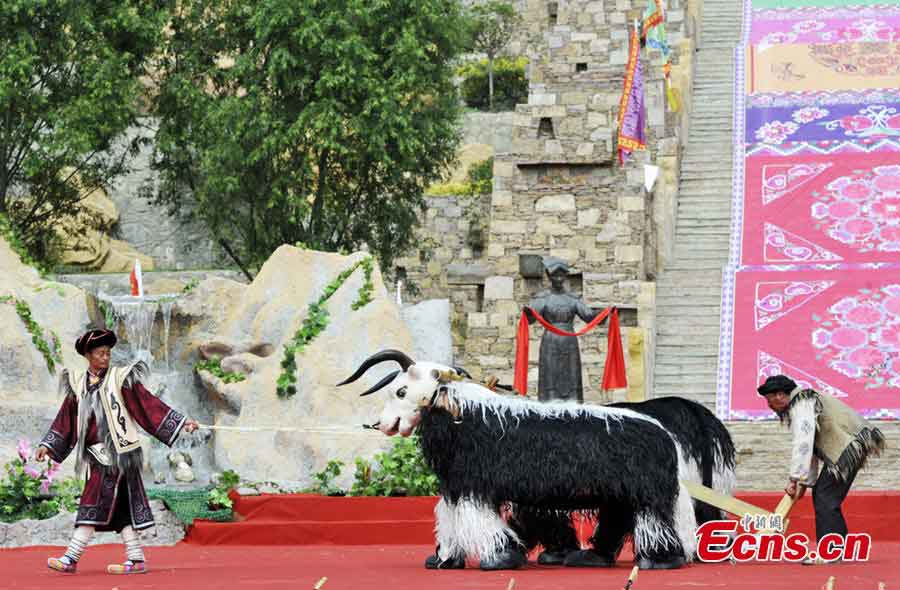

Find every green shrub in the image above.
[350,436,439,497]
[467,157,494,195]
[0,440,83,523]
[195,357,246,384]
[301,460,346,496]
[458,57,528,111]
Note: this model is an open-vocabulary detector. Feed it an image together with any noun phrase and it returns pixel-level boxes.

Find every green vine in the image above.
[1,295,61,374]
[0,214,50,276]
[351,257,374,310]
[97,299,116,329]
[182,278,200,293]
[196,358,246,384]
[277,257,375,399]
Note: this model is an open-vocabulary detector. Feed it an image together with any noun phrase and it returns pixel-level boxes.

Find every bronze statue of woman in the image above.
[525,257,600,403]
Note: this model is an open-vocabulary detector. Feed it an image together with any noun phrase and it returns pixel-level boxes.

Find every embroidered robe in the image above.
[40,374,186,531]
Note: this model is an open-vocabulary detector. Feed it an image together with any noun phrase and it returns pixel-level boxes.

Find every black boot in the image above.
[563,549,616,568]
[537,547,578,566]
[424,545,465,570]
[636,555,686,570]
[479,547,528,571]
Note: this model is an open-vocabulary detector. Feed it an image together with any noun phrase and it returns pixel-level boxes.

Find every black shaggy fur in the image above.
[417,402,689,564]
[611,397,736,524]
[509,397,736,564]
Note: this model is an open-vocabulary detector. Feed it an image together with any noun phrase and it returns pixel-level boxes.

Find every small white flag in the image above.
[644,164,660,192]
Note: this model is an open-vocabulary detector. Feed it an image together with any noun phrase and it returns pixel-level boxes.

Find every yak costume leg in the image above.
[430,497,526,571]
[425,498,466,569]
[509,506,580,565]
[632,482,696,570]
[566,506,633,568]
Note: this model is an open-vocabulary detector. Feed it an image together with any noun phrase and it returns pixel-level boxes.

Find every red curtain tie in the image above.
[513,306,627,396]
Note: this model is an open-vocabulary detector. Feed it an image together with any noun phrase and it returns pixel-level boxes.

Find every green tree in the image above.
[467,1,521,111]
[146,0,468,278]
[0,0,167,265]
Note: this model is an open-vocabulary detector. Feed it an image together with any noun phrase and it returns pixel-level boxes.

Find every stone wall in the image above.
[730,422,900,490]
[392,194,492,361]
[103,122,232,271]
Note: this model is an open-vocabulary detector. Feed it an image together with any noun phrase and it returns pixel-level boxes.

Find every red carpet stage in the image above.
[183,491,900,546]
[2,492,897,589]
[2,542,897,589]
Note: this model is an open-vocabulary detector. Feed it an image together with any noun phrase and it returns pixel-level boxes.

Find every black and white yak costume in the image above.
[511,397,736,567]
[339,350,705,571]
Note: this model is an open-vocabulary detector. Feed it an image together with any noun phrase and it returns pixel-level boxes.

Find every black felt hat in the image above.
[75,329,117,356]
[757,375,797,396]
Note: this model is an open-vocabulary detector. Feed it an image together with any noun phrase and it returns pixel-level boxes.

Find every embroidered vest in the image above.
[69,362,143,456]
[789,387,886,481]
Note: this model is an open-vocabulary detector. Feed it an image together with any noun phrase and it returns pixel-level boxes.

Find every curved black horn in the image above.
[453,366,472,379]
[359,370,400,397]
[336,349,415,386]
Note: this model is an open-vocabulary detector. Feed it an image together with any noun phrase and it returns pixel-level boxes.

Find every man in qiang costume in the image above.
[36,329,199,575]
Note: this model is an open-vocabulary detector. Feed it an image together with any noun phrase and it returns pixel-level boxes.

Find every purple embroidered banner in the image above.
[747,102,900,146]
[751,15,900,46]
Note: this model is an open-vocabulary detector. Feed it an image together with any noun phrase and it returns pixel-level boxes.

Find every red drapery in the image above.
[513,307,627,396]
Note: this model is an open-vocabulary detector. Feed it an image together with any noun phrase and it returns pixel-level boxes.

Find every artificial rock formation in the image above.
[194,246,413,489]
[0,237,90,474]
[54,188,154,272]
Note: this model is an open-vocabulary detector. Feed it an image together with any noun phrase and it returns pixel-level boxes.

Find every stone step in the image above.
[673,219,732,226]
[657,298,723,308]
[655,356,723,368]
[675,212,732,218]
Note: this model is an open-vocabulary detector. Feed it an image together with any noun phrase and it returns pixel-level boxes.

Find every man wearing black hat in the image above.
[35,328,199,575]
[757,374,886,564]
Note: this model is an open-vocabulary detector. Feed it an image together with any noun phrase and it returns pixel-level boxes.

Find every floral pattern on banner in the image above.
[758,351,849,399]
[754,106,831,144]
[762,162,833,204]
[756,280,835,330]
[812,285,900,389]
[811,165,900,253]
[748,89,900,109]
[765,223,842,263]
[819,105,900,138]
[756,18,900,47]
[748,103,900,145]
[809,42,900,77]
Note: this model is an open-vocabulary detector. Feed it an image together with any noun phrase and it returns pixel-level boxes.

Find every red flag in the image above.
[129,259,143,297]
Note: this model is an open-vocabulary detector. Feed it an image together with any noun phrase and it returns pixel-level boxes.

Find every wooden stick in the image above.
[624,565,639,590]
[774,493,798,518]
[506,578,515,590]
[681,480,774,518]
[824,576,835,590]
[314,577,327,589]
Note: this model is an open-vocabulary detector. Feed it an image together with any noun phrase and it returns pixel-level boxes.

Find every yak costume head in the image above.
[337,350,463,437]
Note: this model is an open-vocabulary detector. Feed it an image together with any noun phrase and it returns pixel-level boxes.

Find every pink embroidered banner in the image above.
[734,149,900,267]
[718,266,900,420]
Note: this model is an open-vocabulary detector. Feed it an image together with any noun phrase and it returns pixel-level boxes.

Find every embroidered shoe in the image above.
[107,560,147,574]
[47,557,77,573]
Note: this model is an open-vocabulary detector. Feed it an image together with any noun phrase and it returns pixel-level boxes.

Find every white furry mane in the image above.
[441,381,668,435]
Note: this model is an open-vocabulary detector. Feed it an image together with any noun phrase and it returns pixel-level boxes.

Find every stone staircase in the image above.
[652,0,739,409]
